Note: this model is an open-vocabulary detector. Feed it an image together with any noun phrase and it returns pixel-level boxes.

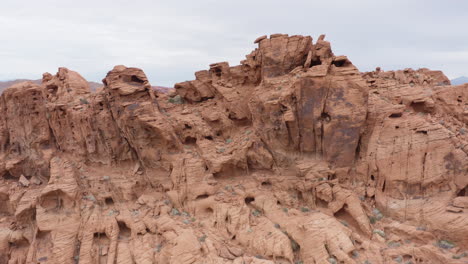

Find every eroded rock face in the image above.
[0,34,467,264]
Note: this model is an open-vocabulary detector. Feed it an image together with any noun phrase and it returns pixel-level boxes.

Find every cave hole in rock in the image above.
[355,137,362,159]
[332,59,351,67]
[36,230,51,240]
[334,205,361,232]
[46,85,58,96]
[320,112,331,122]
[457,96,462,103]
[213,67,222,77]
[93,232,110,264]
[261,181,272,187]
[94,232,104,239]
[2,171,16,180]
[310,58,322,67]
[204,136,213,140]
[416,130,428,135]
[370,175,375,181]
[205,207,214,215]
[117,221,131,238]
[184,136,197,144]
[40,190,68,212]
[457,186,467,197]
[244,197,255,205]
[316,197,328,208]
[196,194,210,200]
[184,124,192,129]
[410,102,426,113]
[389,113,402,118]
[395,126,400,129]
[105,197,114,206]
[131,75,145,84]
[382,180,386,192]
[16,207,36,225]
[35,231,52,261]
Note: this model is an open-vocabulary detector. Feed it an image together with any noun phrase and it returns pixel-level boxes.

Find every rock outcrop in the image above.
[1,34,467,264]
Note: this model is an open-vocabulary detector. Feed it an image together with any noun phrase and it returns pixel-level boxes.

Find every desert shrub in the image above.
[168,95,184,104]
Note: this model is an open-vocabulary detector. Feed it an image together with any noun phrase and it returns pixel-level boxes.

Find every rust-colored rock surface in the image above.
[1,34,467,264]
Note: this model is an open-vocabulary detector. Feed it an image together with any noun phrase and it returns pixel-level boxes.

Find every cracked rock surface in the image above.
[0,34,467,264]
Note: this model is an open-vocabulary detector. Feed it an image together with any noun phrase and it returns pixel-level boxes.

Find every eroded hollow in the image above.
[244,197,255,205]
[105,197,114,205]
[118,221,131,238]
[184,136,197,144]
[457,186,467,197]
[389,113,402,118]
[332,59,351,67]
[40,190,70,212]
[196,194,210,200]
[410,102,427,113]
[320,112,331,122]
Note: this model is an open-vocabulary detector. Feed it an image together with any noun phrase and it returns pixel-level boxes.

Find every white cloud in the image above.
[0,0,467,86]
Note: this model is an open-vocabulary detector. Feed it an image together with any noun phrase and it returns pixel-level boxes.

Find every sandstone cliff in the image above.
[0,34,467,264]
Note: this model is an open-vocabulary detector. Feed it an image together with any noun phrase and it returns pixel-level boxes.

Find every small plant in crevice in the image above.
[373,229,385,238]
[252,209,261,217]
[168,95,184,104]
[453,252,467,259]
[171,208,180,216]
[387,241,401,248]
[340,220,349,227]
[372,208,384,220]
[436,239,455,249]
[154,244,163,252]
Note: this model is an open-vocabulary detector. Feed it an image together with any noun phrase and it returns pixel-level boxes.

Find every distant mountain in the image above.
[153,86,172,93]
[0,79,103,94]
[451,76,468,85]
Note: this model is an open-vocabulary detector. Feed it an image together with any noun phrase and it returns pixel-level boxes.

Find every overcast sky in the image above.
[1,0,467,86]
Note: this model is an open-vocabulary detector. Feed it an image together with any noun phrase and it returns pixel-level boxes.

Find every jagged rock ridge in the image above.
[0,34,467,264]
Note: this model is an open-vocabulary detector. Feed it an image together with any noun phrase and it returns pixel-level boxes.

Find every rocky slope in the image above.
[0,34,467,264]
[0,79,103,94]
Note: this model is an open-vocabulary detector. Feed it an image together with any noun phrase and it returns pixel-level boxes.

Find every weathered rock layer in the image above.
[0,34,467,264]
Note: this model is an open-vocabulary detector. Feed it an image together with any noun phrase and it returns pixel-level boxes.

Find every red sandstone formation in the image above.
[0,34,467,264]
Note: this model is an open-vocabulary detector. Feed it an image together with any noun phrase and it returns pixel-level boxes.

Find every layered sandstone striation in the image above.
[0,34,467,264]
